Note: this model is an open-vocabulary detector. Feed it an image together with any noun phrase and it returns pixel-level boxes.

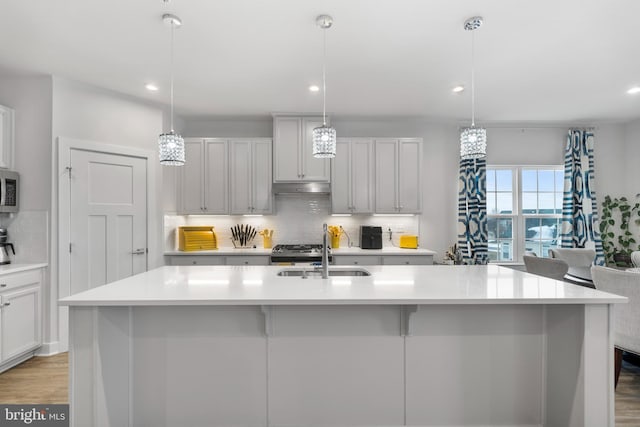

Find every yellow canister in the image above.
[399,235,418,249]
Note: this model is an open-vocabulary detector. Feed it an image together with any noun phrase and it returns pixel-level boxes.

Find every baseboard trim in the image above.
[36,341,61,356]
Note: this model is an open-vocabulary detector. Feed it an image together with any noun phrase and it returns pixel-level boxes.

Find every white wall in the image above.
[51,77,165,351]
[623,120,640,198]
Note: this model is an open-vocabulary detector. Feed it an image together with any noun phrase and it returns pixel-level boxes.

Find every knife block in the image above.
[231,238,254,249]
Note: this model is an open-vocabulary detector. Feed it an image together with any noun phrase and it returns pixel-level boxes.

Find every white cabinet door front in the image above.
[180,139,204,214]
[273,117,302,182]
[351,139,374,213]
[398,139,421,213]
[230,140,252,215]
[374,139,398,214]
[331,140,351,213]
[252,140,273,214]
[204,139,229,214]
[1,284,41,362]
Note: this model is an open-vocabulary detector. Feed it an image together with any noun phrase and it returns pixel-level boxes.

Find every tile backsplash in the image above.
[0,210,49,263]
[165,194,419,250]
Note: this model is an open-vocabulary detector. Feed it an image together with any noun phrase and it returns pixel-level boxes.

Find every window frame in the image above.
[486,165,564,263]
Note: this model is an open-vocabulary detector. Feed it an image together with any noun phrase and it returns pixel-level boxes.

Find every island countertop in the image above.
[58,264,626,306]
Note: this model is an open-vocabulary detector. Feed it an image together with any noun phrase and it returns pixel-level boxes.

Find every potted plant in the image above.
[599,194,640,266]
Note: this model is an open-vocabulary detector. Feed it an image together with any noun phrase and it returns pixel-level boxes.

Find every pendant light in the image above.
[158,13,185,166]
[460,16,487,160]
[312,14,337,159]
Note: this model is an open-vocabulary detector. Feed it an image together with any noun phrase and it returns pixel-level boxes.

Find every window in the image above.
[486,166,564,262]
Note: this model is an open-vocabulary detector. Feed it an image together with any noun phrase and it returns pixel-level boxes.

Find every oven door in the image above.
[270,256,332,266]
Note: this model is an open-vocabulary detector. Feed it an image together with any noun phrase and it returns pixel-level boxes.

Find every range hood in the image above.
[272,182,331,194]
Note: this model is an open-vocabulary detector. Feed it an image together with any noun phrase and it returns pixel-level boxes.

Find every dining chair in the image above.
[591,266,640,387]
[523,255,569,281]
[549,248,596,286]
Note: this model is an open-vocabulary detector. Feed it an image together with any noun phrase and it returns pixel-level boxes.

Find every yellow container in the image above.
[178,226,217,251]
[263,236,272,249]
[399,235,418,249]
[331,235,340,249]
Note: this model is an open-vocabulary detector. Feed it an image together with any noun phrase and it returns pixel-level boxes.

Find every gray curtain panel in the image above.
[560,129,605,265]
[457,158,488,264]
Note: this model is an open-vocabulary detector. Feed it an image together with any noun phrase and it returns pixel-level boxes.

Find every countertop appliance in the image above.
[360,226,383,249]
[0,242,15,264]
[0,170,18,213]
[270,244,332,265]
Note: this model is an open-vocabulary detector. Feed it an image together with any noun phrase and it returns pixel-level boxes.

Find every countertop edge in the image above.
[0,263,48,276]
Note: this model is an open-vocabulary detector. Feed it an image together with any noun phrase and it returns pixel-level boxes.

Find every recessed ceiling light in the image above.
[145,83,159,92]
[452,85,465,93]
[309,85,320,92]
[627,86,640,94]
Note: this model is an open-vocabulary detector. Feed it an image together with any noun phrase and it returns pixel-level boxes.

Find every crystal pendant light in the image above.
[312,15,337,159]
[159,13,185,166]
[460,16,487,160]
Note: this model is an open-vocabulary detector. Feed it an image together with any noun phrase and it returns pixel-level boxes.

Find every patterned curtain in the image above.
[560,129,605,265]
[457,158,488,264]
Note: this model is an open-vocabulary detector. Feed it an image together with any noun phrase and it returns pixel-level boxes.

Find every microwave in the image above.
[0,170,18,213]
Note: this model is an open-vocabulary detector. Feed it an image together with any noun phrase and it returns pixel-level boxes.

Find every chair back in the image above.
[523,255,569,281]
[591,266,640,355]
[549,248,596,281]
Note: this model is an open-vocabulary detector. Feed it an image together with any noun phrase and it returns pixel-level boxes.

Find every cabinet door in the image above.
[398,139,421,213]
[225,256,270,266]
[331,139,351,213]
[179,139,204,214]
[333,255,381,265]
[230,140,252,215]
[204,139,229,214]
[381,256,433,265]
[168,256,225,266]
[273,117,302,182]
[301,118,331,182]
[252,140,273,214]
[351,139,374,213]
[1,284,41,362]
[374,139,399,213]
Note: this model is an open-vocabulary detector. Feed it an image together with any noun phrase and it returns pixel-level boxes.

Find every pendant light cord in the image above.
[471,29,475,127]
[170,21,175,133]
[322,27,327,127]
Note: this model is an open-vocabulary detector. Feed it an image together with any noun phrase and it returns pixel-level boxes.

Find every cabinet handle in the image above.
[0,284,6,288]
[405,261,410,265]
[354,261,359,265]
[131,248,146,255]
[3,302,10,306]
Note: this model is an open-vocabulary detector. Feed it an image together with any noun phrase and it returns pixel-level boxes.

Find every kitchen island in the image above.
[60,265,625,427]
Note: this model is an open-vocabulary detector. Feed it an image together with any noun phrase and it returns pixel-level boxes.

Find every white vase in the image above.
[631,251,640,268]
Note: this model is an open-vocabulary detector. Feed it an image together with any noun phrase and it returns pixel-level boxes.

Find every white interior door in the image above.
[69,149,147,294]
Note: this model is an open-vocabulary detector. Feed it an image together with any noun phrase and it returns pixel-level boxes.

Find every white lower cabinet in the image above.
[166,255,270,266]
[333,254,433,265]
[0,268,43,372]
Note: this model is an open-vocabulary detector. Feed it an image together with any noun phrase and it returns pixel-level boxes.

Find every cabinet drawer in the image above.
[333,256,381,266]
[0,270,42,292]
[381,256,433,265]
[226,256,270,266]
[168,256,225,266]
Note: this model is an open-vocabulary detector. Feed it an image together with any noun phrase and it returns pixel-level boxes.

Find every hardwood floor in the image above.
[0,353,68,404]
[0,353,639,425]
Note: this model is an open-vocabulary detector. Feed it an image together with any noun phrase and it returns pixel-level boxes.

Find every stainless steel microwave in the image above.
[0,170,18,213]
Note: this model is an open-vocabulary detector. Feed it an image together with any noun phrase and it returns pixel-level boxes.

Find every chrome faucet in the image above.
[321,223,329,279]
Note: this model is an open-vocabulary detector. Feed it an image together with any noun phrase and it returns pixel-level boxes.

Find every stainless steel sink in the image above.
[277,268,371,277]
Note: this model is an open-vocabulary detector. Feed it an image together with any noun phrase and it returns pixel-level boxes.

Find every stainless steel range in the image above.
[270,244,332,264]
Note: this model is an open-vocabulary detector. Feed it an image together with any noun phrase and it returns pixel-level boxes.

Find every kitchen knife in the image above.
[231,226,236,242]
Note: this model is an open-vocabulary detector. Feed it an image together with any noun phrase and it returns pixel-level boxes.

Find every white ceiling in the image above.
[2,0,640,123]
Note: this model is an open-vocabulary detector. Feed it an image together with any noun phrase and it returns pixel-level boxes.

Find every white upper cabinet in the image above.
[374,138,422,214]
[230,139,273,215]
[273,116,330,182]
[331,138,374,214]
[178,138,229,214]
[0,105,15,169]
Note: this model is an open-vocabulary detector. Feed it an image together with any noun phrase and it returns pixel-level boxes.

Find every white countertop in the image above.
[0,263,48,276]
[59,264,625,306]
[164,247,436,256]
